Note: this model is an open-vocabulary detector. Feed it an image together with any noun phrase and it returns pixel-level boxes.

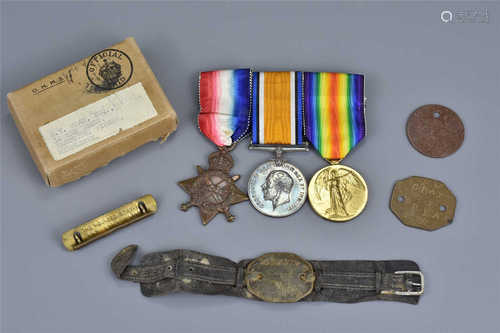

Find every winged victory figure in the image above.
[314,167,365,218]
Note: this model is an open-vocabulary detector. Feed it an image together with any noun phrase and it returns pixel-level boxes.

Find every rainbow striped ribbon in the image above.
[251,71,304,145]
[198,69,251,147]
[304,72,365,162]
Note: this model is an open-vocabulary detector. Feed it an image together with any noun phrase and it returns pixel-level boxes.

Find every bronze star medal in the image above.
[179,149,248,225]
[181,69,252,224]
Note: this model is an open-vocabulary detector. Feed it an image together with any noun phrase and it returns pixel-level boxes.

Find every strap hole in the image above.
[440,205,447,212]
[167,265,173,271]
[189,267,194,272]
[398,195,405,203]
[433,112,440,118]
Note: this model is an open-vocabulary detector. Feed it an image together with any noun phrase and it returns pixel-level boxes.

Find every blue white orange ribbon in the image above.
[251,71,304,145]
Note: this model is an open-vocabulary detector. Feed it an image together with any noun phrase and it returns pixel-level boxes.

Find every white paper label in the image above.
[39,83,157,161]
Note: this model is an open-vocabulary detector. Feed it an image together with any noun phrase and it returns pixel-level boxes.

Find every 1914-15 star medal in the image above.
[178,149,248,225]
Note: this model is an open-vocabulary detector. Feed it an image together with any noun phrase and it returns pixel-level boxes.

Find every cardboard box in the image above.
[7,37,178,187]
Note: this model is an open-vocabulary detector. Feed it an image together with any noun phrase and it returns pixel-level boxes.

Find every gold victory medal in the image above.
[308,165,367,222]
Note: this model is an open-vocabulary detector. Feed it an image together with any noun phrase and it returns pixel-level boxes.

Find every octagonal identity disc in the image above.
[390,176,456,231]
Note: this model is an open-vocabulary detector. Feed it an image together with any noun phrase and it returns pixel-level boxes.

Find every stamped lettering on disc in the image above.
[390,176,456,231]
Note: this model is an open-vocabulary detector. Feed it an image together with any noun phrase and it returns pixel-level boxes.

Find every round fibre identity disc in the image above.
[406,104,464,158]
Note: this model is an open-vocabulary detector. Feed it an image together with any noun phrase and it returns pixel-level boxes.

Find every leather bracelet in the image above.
[111,245,424,304]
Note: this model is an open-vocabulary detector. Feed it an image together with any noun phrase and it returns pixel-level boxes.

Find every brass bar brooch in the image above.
[62,195,157,251]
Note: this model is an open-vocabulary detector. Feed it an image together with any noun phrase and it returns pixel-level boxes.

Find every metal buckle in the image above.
[381,271,424,296]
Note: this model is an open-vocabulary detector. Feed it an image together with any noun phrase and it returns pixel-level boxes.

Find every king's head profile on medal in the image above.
[248,71,308,218]
[182,68,367,223]
[262,170,294,210]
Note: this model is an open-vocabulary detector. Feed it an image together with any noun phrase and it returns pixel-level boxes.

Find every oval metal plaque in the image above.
[245,252,315,303]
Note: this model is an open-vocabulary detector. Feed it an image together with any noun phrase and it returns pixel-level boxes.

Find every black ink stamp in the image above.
[32,75,66,95]
[86,49,133,90]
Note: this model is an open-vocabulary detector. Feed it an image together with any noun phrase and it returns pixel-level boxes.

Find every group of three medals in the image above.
[180,69,368,224]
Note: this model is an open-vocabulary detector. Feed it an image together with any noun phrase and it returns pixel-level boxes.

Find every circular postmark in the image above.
[86,49,133,90]
[406,104,464,158]
[308,164,368,222]
[248,160,307,218]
